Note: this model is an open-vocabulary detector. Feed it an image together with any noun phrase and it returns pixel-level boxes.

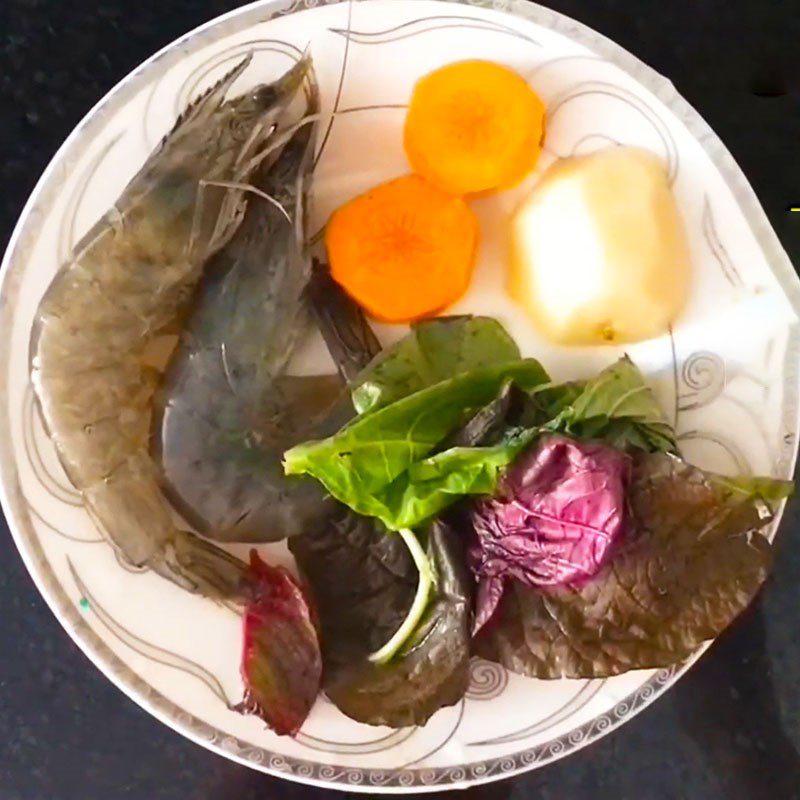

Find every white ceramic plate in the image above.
[2,0,799,792]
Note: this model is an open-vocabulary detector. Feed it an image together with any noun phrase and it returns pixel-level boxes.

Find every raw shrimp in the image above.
[29,55,312,597]
[153,95,325,542]
[152,123,382,542]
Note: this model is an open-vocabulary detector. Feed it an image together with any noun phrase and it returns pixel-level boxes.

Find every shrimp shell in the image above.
[30,55,312,598]
[153,78,326,543]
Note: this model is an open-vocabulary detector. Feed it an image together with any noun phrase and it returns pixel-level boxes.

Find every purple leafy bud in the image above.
[471,435,630,631]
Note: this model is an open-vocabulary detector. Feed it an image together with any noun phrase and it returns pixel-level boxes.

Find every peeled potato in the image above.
[509,147,691,345]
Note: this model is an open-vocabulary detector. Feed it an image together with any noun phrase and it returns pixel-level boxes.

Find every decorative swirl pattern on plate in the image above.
[67,558,232,705]
[295,728,416,754]
[676,430,750,474]
[398,700,465,768]
[726,393,776,467]
[57,133,123,265]
[547,80,679,182]
[613,699,631,718]
[703,195,744,288]
[678,351,775,466]
[315,764,343,781]
[328,14,541,46]
[23,384,81,506]
[465,658,508,701]
[678,351,726,411]
[467,679,605,745]
[315,0,353,169]
[526,53,602,80]
[396,770,415,787]
[24,495,102,544]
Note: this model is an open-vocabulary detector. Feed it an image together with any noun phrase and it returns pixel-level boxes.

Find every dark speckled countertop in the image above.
[1,1,800,798]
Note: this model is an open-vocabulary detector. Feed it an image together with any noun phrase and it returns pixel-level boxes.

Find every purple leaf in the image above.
[470,435,630,631]
[235,550,321,736]
[472,574,506,635]
[475,453,777,677]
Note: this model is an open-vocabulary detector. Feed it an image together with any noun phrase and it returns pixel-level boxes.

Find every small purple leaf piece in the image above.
[235,550,321,736]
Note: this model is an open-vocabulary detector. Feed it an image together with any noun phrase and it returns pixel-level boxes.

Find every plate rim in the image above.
[1,0,798,792]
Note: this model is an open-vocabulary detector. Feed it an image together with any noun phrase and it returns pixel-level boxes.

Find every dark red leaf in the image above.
[475,453,776,677]
[235,550,321,736]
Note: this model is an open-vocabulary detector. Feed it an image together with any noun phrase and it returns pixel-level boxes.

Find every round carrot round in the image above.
[325,174,479,323]
[404,60,546,195]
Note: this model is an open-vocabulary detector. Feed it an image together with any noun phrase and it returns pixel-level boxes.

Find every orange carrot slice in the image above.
[325,175,479,323]
[404,60,546,195]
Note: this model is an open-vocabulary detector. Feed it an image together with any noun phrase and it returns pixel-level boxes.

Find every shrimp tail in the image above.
[155,530,250,599]
[306,260,382,382]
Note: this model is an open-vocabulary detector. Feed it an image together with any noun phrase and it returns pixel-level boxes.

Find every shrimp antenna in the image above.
[236,103,407,181]
[199,179,291,224]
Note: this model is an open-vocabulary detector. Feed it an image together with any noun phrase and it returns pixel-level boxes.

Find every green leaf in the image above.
[366,433,535,530]
[328,386,534,530]
[284,359,549,529]
[475,453,777,678]
[377,358,675,530]
[291,517,472,727]
[288,510,417,683]
[523,381,584,426]
[409,435,535,484]
[547,356,676,453]
[352,316,520,414]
